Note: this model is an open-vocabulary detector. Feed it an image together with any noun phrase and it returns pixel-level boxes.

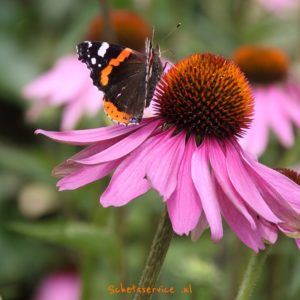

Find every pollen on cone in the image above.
[232,45,289,84]
[155,53,254,139]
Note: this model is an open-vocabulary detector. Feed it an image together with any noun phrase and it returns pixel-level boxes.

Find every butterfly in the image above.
[76,38,163,125]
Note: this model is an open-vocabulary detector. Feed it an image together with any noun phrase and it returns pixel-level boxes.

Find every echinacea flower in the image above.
[37,53,300,252]
[256,0,299,16]
[23,56,101,130]
[23,10,152,130]
[33,271,80,300]
[233,45,300,157]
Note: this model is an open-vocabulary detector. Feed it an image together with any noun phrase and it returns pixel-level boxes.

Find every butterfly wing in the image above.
[77,41,148,124]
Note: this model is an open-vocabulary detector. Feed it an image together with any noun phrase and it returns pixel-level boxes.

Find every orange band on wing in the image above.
[104,99,132,124]
[100,48,132,86]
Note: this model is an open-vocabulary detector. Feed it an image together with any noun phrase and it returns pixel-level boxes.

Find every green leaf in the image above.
[6,220,119,257]
[0,144,53,183]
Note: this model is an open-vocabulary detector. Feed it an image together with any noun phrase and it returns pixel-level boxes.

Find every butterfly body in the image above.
[76,39,163,124]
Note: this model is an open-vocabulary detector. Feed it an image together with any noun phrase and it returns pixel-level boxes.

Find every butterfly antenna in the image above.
[159,22,182,60]
[163,22,182,41]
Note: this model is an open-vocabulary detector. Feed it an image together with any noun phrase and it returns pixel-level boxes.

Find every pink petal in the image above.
[26,99,50,122]
[35,118,158,145]
[33,271,80,300]
[82,85,102,116]
[61,97,87,131]
[216,180,265,252]
[100,131,168,207]
[74,120,159,164]
[241,149,300,213]
[23,70,59,101]
[257,218,278,244]
[49,60,91,105]
[281,87,300,128]
[57,160,120,191]
[239,88,269,156]
[225,140,280,223]
[167,137,202,235]
[238,154,300,228]
[146,132,186,200]
[295,239,300,250]
[53,139,121,176]
[192,140,223,241]
[191,213,209,241]
[267,86,294,147]
[208,138,256,229]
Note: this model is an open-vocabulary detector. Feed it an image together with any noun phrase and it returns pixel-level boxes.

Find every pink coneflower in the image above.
[23,11,152,130]
[257,0,299,16]
[33,271,80,300]
[37,53,300,252]
[23,55,101,130]
[233,45,300,157]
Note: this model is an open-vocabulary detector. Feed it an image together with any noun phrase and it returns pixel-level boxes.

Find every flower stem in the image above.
[236,245,272,300]
[133,206,173,300]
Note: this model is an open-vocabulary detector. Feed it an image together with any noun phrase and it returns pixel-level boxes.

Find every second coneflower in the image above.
[37,53,300,252]
[232,45,300,157]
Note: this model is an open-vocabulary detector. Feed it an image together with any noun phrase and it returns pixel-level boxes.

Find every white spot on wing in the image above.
[85,41,92,48]
[91,57,96,64]
[98,42,109,57]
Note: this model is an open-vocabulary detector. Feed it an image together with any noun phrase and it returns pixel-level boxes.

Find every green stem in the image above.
[236,245,272,300]
[80,253,93,300]
[133,206,174,300]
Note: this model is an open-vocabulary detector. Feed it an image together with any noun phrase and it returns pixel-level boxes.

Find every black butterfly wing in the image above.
[104,59,147,119]
[77,41,128,92]
[77,41,148,122]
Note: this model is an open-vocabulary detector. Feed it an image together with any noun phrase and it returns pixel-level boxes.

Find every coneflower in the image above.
[37,53,300,252]
[233,45,300,156]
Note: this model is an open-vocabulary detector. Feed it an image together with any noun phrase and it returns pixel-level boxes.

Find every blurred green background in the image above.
[1,0,300,299]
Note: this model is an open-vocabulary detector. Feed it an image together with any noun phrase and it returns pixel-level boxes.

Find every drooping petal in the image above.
[60,76,101,130]
[191,212,209,241]
[240,147,300,213]
[281,86,300,128]
[238,153,300,228]
[146,132,186,200]
[167,137,202,235]
[57,160,121,191]
[295,239,300,250]
[61,96,88,132]
[100,130,169,207]
[215,180,265,252]
[267,86,294,147]
[225,140,281,223]
[74,120,159,164]
[49,59,90,105]
[208,138,256,229]
[239,87,269,156]
[35,118,158,145]
[192,140,223,241]
[257,218,278,244]
[52,139,121,178]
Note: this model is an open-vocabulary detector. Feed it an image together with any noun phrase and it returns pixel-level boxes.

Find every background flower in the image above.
[33,271,80,300]
[233,45,300,157]
[256,0,299,16]
[22,10,152,130]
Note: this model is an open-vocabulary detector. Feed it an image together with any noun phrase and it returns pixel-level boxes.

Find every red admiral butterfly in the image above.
[76,38,163,125]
